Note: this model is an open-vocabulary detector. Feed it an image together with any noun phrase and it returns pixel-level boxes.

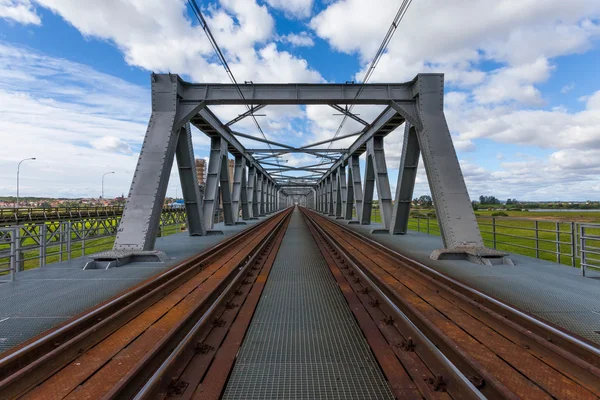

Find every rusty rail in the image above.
[301,207,600,400]
[0,209,292,399]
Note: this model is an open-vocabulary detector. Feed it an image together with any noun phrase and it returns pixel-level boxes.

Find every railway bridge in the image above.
[0,74,599,399]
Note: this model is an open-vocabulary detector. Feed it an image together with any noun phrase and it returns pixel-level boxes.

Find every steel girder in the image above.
[116,73,492,262]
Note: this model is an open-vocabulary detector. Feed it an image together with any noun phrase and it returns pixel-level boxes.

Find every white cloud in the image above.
[91,136,132,154]
[31,0,322,84]
[265,0,313,19]
[277,31,314,47]
[473,58,553,105]
[561,83,575,94]
[0,0,40,24]
[311,0,600,98]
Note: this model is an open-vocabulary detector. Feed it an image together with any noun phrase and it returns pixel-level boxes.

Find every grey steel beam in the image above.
[240,161,250,220]
[114,75,206,251]
[338,164,348,219]
[220,154,234,226]
[225,105,267,126]
[179,80,414,105]
[367,135,393,230]
[258,174,266,216]
[332,169,340,217]
[191,108,275,185]
[247,148,347,153]
[249,166,258,218]
[327,175,334,216]
[361,152,375,225]
[390,123,420,234]
[300,131,362,149]
[232,130,296,150]
[349,155,363,222]
[203,136,228,230]
[329,104,369,126]
[175,123,206,236]
[231,155,245,223]
[413,75,484,252]
[318,107,405,183]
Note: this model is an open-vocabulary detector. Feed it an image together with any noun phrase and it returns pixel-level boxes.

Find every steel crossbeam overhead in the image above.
[225,105,267,126]
[179,82,414,105]
[329,104,369,126]
[112,72,505,266]
[247,148,347,154]
[232,130,295,150]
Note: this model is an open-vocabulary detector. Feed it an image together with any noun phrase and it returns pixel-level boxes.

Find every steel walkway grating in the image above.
[223,209,393,399]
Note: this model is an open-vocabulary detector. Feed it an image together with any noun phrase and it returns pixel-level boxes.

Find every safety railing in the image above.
[579,224,600,277]
[0,205,185,225]
[407,213,600,272]
[0,211,188,281]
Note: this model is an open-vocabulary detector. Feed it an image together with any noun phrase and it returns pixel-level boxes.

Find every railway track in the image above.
[0,208,292,399]
[1,205,599,399]
[301,207,600,399]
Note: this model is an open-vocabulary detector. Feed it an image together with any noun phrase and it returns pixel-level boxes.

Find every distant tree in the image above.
[472,201,479,210]
[40,202,51,209]
[418,195,433,207]
[479,195,500,205]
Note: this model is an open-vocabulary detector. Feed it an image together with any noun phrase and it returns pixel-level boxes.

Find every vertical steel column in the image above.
[338,165,348,218]
[220,156,234,225]
[415,74,483,249]
[258,174,265,216]
[231,155,245,222]
[361,152,375,225]
[240,163,249,220]
[332,170,341,217]
[348,154,363,221]
[203,137,227,230]
[390,123,420,234]
[247,166,257,219]
[176,123,206,236]
[265,181,271,214]
[368,135,393,229]
[328,175,334,216]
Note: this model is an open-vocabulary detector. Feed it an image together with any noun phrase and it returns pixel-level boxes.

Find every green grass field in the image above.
[367,207,600,269]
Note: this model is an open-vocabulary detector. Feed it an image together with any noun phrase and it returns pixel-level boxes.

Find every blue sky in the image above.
[1,0,600,201]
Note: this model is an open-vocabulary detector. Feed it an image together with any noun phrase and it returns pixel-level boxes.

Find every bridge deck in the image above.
[0,219,263,353]
[338,216,600,345]
[223,209,393,400]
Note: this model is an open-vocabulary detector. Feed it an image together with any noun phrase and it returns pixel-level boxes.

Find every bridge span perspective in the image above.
[0,72,599,400]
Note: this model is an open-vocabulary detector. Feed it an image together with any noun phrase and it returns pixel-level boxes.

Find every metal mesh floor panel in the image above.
[223,209,393,400]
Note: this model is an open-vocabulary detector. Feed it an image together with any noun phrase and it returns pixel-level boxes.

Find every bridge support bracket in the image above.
[430,246,513,266]
[83,250,168,269]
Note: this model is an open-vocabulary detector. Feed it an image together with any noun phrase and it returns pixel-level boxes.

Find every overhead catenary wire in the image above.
[186,0,284,177]
[321,0,414,164]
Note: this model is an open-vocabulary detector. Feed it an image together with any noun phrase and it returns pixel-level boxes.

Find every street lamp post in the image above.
[16,158,36,208]
[102,171,115,200]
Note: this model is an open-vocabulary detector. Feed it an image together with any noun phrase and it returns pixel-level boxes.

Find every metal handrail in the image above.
[0,211,188,281]
[406,214,595,269]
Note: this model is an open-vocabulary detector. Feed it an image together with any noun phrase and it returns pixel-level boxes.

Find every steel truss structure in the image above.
[114,73,506,264]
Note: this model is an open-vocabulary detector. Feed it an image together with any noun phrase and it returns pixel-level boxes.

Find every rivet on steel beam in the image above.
[225,302,238,309]
[381,315,394,325]
[369,299,380,307]
[359,287,370,295]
